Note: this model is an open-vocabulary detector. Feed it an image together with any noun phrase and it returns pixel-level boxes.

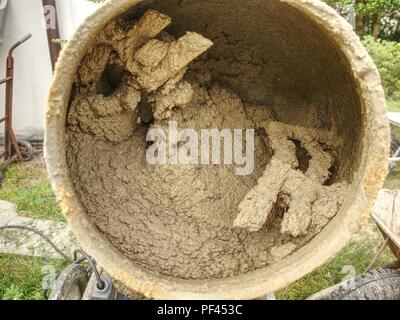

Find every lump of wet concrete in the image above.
[234,158,292,233]
[67,79,141,143]
[98,10,172,67]
[68,9,213,142]
[66,9,350,280]
[76,45,113,87]
[128,32,213,92]
[234,121,347,237]
[149,80,194,120]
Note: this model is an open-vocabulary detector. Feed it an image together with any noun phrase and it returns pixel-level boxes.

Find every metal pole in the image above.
[4,49,13,160]
[42,0,61,71]
[4,34,32,161]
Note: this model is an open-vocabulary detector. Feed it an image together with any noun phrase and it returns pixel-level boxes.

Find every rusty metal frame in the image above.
[0,34,32,171]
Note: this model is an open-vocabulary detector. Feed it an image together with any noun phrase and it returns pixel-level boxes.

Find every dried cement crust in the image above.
[66,9,350,280]
[234,122,348,236]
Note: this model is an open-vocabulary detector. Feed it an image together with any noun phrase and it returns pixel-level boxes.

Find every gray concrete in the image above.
[0,200,76,260]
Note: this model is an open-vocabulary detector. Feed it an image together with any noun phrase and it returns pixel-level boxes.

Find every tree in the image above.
[323,0,400,40]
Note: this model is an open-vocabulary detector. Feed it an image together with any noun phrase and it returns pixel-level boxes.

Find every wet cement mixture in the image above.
[66,10,350,280]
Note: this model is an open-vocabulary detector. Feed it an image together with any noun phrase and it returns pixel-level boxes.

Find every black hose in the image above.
[0,225,72,261]
[0,224,106,290]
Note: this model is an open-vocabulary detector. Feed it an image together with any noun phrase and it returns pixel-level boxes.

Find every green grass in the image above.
[0,160,64,222]
[277,221,394,300]
[0,254,68,300]
[0,158,68,300]
[388,100,400,112]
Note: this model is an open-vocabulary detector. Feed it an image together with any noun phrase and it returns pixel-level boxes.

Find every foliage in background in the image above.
[363,36,400,99]
[323,0,400,40]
